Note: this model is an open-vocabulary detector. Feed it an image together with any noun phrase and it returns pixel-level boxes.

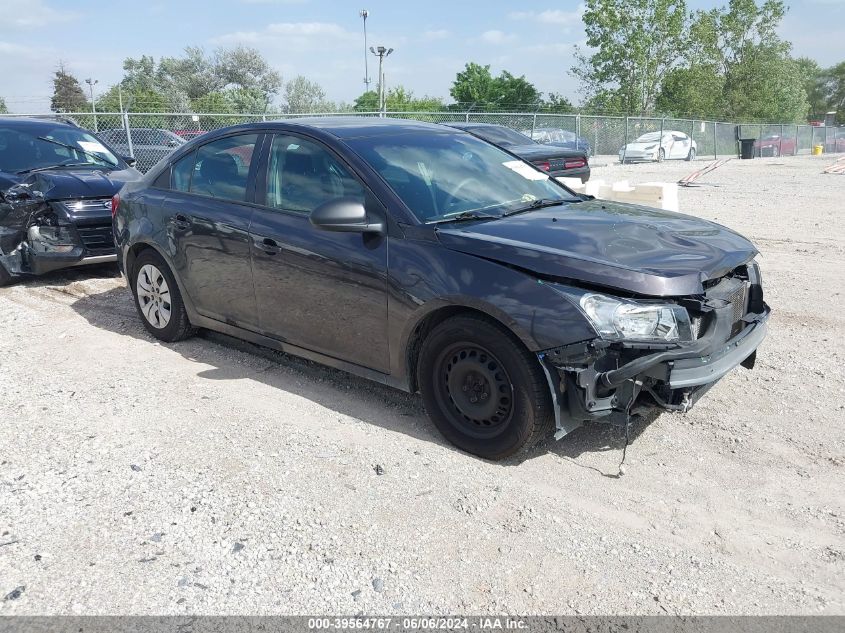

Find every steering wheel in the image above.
[443,177,482,212]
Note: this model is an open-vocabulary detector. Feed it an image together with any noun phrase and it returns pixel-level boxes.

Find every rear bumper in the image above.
[550,165,590,183]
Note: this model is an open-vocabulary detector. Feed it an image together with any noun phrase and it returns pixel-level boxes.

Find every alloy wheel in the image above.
[136,264,172,329]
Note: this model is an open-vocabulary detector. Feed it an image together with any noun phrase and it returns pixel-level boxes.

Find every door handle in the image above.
[255,237,282,255]
[172,213,191,231]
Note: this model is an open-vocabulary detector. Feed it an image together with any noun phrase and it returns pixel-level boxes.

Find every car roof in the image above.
[261,116,457,139]
[0,117,79,132]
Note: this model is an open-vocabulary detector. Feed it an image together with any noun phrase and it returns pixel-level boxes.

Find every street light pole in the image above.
[369,45,393,116]
[359,9,370,92]
[85,78,98,132]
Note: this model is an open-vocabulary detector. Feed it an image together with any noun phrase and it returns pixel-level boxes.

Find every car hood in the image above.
[435,199,758,296]
[504,144,587,161]
[0,166,141,202]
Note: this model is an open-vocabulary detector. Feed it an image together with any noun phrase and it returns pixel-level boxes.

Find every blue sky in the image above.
[0,0,843,112]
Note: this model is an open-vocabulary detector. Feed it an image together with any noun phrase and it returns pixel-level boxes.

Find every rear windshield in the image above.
[468,126,534,147]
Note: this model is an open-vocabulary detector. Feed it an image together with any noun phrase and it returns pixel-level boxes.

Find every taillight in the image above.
[534,161,551,172]
[111,194,120,217]
[564,158,587,169]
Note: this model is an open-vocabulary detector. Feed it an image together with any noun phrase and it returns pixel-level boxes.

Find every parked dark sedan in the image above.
[0,117,141,285]
[113,118,769,459]
[444,122,590,183]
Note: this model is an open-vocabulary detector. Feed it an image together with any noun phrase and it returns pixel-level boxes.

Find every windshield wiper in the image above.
[428,210,500,224]
[502,197,570,217]
[17,162,95,175]
[36,136,117,168]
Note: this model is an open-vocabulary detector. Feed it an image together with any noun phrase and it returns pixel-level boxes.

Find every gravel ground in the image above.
[1,154,843,615]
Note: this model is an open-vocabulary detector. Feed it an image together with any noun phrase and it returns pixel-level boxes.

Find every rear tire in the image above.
[131,249,194,342]
[418,315,553,460]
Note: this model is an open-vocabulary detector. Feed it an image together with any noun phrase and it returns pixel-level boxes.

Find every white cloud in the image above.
[421,29,450,41]
[213,21,356,46]
[479,30,516,44]
[0,0,77,29]
[509,5,585,27]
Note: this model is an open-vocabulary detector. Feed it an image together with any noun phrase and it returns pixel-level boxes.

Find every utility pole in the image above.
[359,9,370,92]
[85,78,98,132]
[369,45,393,115]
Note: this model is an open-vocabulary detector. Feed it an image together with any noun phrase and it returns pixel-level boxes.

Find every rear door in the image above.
[164,132,263,328]
[248,132,390,372]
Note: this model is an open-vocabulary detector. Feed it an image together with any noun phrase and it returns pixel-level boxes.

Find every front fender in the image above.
[387,238,596,385]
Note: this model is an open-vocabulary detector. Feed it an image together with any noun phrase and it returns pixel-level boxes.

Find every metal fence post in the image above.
[713,121,717,159]
[659,117,664,158]
[780,124,783,157]
[576,114,581,139]
[531,112,537,138]
[123,112,134,160]
[623,116,629,163]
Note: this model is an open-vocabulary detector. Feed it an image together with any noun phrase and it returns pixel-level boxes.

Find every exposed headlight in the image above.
[579,293,693,343]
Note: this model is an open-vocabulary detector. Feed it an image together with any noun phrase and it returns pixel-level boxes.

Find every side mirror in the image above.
[310,198,384,234]
[122,156,137,167]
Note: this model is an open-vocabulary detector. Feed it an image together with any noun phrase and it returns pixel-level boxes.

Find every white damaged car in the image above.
[619,131,696,163]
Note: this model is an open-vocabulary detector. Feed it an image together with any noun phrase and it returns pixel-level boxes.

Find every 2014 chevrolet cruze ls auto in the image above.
[113,118,770,459]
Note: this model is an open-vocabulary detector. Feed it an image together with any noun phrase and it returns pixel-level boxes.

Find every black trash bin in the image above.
[739,138,756,159]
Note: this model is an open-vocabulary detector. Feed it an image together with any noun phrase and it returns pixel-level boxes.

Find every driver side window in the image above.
[266,134,364,215]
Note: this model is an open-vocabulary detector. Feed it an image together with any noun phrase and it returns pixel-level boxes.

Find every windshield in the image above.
[347,131,574,223]
[0,125,120,173]
[468,125,534,147]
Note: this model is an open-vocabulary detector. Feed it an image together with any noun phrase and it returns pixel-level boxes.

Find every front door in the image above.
[165,133,261,328]
[249,133,389,372]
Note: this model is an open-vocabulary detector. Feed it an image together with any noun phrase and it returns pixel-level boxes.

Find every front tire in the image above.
[657,148,666,162]
[418,315,553,460]
[686,148,696,161]
[131,249,194,342]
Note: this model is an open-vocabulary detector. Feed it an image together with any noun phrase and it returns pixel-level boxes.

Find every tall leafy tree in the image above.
[450,63,540,110]
[820,62,845,121]
[572,0,689,115]
[284,76,329,113]
[0,97,8,114]
[51,63,88,113]
[794,57,827,119]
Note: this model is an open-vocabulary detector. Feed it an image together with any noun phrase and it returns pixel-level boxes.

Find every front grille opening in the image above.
[76,224,115,255]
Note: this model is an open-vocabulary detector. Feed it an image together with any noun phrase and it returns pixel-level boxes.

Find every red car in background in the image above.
[754,135,796,157]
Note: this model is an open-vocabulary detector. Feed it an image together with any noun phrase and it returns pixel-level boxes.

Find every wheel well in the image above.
[125,243,155,277]
[405,306,527,394]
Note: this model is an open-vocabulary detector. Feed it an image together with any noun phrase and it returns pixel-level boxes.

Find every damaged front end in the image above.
[538,261,770,438]
[0,179,116,282]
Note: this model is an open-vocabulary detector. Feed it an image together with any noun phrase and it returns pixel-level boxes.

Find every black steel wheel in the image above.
[418,315,553,459]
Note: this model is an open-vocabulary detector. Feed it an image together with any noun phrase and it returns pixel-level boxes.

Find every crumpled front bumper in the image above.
[538,271,770,439]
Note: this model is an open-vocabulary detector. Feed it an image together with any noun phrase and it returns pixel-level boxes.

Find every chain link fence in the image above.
[5,111,843,172]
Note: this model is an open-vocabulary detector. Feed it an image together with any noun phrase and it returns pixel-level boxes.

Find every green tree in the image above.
[572,0,689,115]
[542,93,575,113]
[820,62,845,122]
[794,57,826,119]
[0,97,8,114]
[353,90,380,111]
[284,76,329,113]
[51,63,88,112]
[450,63,540,110]
[723,48,808,121]
[656,65,725,118]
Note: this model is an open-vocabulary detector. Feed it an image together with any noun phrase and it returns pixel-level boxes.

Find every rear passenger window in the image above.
[169,135,258,201]
[172,150,196,192]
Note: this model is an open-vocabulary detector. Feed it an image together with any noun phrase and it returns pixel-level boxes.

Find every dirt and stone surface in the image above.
[1,154,843,615]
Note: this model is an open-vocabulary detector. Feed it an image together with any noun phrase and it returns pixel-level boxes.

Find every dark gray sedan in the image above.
[113,118,768,459]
